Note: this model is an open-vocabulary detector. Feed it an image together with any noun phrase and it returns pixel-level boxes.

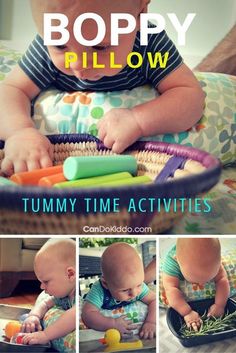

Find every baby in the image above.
[81,242,156,339]
[162,238,230,331]
[0,0,204,176]
[21,238,76,345]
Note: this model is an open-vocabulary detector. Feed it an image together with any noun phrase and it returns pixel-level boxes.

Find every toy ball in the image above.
[10,333,26,345]
[16,333,25,344]
[4,321,21,339]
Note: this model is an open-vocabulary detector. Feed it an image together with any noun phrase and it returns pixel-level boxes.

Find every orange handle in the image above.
[38,173,67,187]
[10,165,63,185]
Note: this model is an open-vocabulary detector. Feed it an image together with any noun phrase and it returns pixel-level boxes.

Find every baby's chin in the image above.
[83,71,120,81]
[82,68,123,81]
[84,74,104,81]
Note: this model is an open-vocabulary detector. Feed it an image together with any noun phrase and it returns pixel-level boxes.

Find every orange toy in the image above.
[38,172,67,187]
[10,165,63,185]
[4,321,21,339]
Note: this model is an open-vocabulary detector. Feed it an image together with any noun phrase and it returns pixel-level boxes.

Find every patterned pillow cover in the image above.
[1,43,235,164]
[159,247,236,307]
[35,291,75,353]
[79,297,148,335]
[43,307,75,353]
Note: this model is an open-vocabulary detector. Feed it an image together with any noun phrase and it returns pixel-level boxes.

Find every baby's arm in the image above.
[163,273,202,331]
[0,65,53,175]
[23,306,76,345]
[144,258,156,284]
[22,296,55,332]
[208,264,230,317]
[82,302,137,334]
[139,290,156,339]
[98,64,204,153]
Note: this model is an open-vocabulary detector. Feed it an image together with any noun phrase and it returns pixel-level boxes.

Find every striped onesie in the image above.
[19,24,183,92]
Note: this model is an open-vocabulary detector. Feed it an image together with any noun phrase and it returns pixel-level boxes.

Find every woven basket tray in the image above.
[0,134,221,234]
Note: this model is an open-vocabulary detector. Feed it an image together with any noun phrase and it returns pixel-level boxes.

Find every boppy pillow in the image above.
[0,44,22,80]
[35,291,76,353]
[43,307,75,353]
[1,42,235,164]
[159,247,236,308]
[32,73,236,165]
[80,297,148,335]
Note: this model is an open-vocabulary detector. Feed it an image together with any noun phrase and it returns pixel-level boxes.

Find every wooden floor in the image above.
[0,280,41,306]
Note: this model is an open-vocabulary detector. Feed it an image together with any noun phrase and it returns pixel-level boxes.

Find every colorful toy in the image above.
[9,333,27,345]
[6,155,151,189]
[54,172,132,188]
[15,334,24,344]
[10,165,63,185]
[100,329,143,352]
[4,321,21,339]
[99,175,151,187]
[63,155,137,180]
[11,333,26,345]
[38,172,67,187]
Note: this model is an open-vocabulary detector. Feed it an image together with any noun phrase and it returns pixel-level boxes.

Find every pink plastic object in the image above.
[10,333,26,345]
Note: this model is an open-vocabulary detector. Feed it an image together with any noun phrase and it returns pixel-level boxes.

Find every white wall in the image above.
[0,0,36,50]
[149,0,236,67]
[0,0,235,66]
[0,0,14,40]
[11,0,36,43]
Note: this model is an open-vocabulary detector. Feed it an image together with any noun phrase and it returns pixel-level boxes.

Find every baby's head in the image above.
[30,0,150,80]
[176,238,221,285]
[34,238,76,298]
[101,242,144,302]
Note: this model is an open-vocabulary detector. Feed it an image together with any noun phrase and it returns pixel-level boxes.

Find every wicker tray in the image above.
[0,134,221,234]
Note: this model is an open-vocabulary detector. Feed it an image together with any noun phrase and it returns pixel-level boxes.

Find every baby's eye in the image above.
[92,45,110,51]
[54,45,67,51]
[122,289,129,292]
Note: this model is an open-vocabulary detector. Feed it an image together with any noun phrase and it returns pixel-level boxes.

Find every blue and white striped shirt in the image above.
[19,26,183,92]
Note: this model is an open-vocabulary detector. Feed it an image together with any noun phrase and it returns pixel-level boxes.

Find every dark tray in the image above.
[0,304,51,352]
[166,298,236,347]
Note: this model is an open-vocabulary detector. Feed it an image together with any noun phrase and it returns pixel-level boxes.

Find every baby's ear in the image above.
[101,276,108,289]
[67,266,76,280]
[137,0,150,30]
[140,0,151,13]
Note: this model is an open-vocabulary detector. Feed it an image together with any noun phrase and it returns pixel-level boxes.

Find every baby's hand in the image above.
[1,127,53,176]
[113,315,138,335]
[184,310,202,332]
[21,315,42,333]
[22,331,49,345]
[207,303,225,318]
[98,108,142,154]
[139,321,156,339]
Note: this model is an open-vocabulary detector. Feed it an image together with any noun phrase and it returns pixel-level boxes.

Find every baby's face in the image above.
[33,0,144,81]
[34,257,75,298]
[106,268,144,302]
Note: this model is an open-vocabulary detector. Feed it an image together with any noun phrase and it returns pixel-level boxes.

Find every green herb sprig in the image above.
[180,311,236,337]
